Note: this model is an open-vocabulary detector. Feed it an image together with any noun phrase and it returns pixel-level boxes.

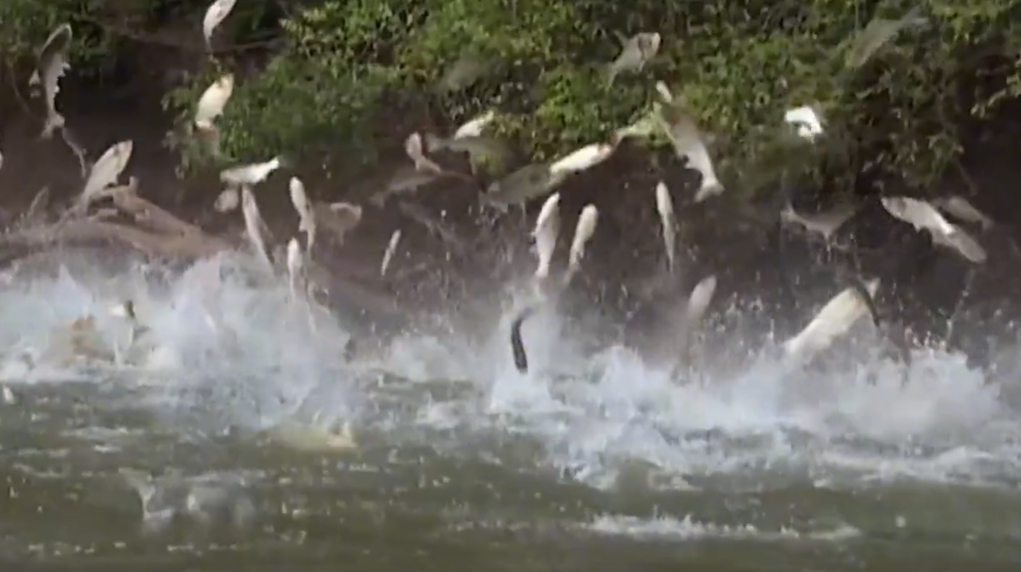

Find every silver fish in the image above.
[314,201,362,245]
[783,105,825,139]
[33,24,72,139]
[380,229,401,277]
[607,32,661,85]
[289,176,316,253]
[78,140,133,209]
[214,187,240,212]
[203,0,238,50]
[423,133,513,170]
[220,156,284,187]
[482,163,566,209]
[563,204,598,287]
[783,278,881,360]
[405,132,444,174]
[371,167,460,206]
[881,196,987,263]
[549,142,617,177]
[453,110,496,139]
[780,200,859,242]
[286,237,305,302]
[194,73,234,131]
[532,192,561,280]
[685,275,717,326]
[241,185,274,272]
[846,5,929,69]
[654,83,723,201]
[933,195,994,230]
[654,181,677,273]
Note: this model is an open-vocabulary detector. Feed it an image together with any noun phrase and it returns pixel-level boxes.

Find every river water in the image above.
[1,251,1021,571]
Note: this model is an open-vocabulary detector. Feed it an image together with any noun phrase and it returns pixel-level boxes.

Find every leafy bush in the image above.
[3,0,1021,196]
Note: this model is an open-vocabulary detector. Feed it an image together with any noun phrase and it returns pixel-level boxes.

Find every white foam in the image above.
[0,252,1019,498]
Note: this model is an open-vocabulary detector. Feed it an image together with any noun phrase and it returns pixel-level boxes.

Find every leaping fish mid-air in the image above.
[31,23,87,174]
[289,176,317,253]
[655,181,677,273]
[532,192,561,280]
[881,196,987,263]
[240,186,275,272]
[782,278,881,362]
[202,0,239,50]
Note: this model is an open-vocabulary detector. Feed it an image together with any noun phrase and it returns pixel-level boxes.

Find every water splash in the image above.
[0,249,1019,500]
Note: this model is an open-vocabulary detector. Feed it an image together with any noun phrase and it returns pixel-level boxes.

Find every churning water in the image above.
[2,249,1021,571]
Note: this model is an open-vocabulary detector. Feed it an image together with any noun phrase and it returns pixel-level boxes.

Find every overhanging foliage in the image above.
[2,0,1020,197]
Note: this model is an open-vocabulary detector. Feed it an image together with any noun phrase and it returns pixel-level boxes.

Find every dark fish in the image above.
[510,306,537,373]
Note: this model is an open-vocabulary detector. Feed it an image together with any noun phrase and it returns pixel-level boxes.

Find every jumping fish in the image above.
[482,163,565,210]
[289,177,316,253]
[846,5,929,69]
[33,24,72,140]
[783,105,825,140]
[782,278,881,361]
[77,140,134,210]
[532,192,561,280]
[563,204,599,287]
[654,82,723,202]
[881,196,987,263]
[655,181,677,273]
[194,73,234,132]
[404,132,444,174]
[607,32,661,85]
[453,110,496,139]
[202,0,238,49]
[549,141,617,178]
[933,195,994,230]
[220,157,284,187]
[286,237,304,302]
[380,229,401,277]
[240,186,274,272]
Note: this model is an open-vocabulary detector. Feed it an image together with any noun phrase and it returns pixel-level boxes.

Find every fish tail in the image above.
[693,178,724,203]
[40,114,65,140]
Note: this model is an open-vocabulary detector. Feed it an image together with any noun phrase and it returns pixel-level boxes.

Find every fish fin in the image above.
[39,114,65,140]
[848,277,882,328]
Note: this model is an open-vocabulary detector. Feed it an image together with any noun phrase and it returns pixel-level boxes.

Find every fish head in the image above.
[879,196,907,218]
[638,32,662,57]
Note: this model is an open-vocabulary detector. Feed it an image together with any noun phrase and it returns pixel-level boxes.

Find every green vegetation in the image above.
[1,0,1020,196]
